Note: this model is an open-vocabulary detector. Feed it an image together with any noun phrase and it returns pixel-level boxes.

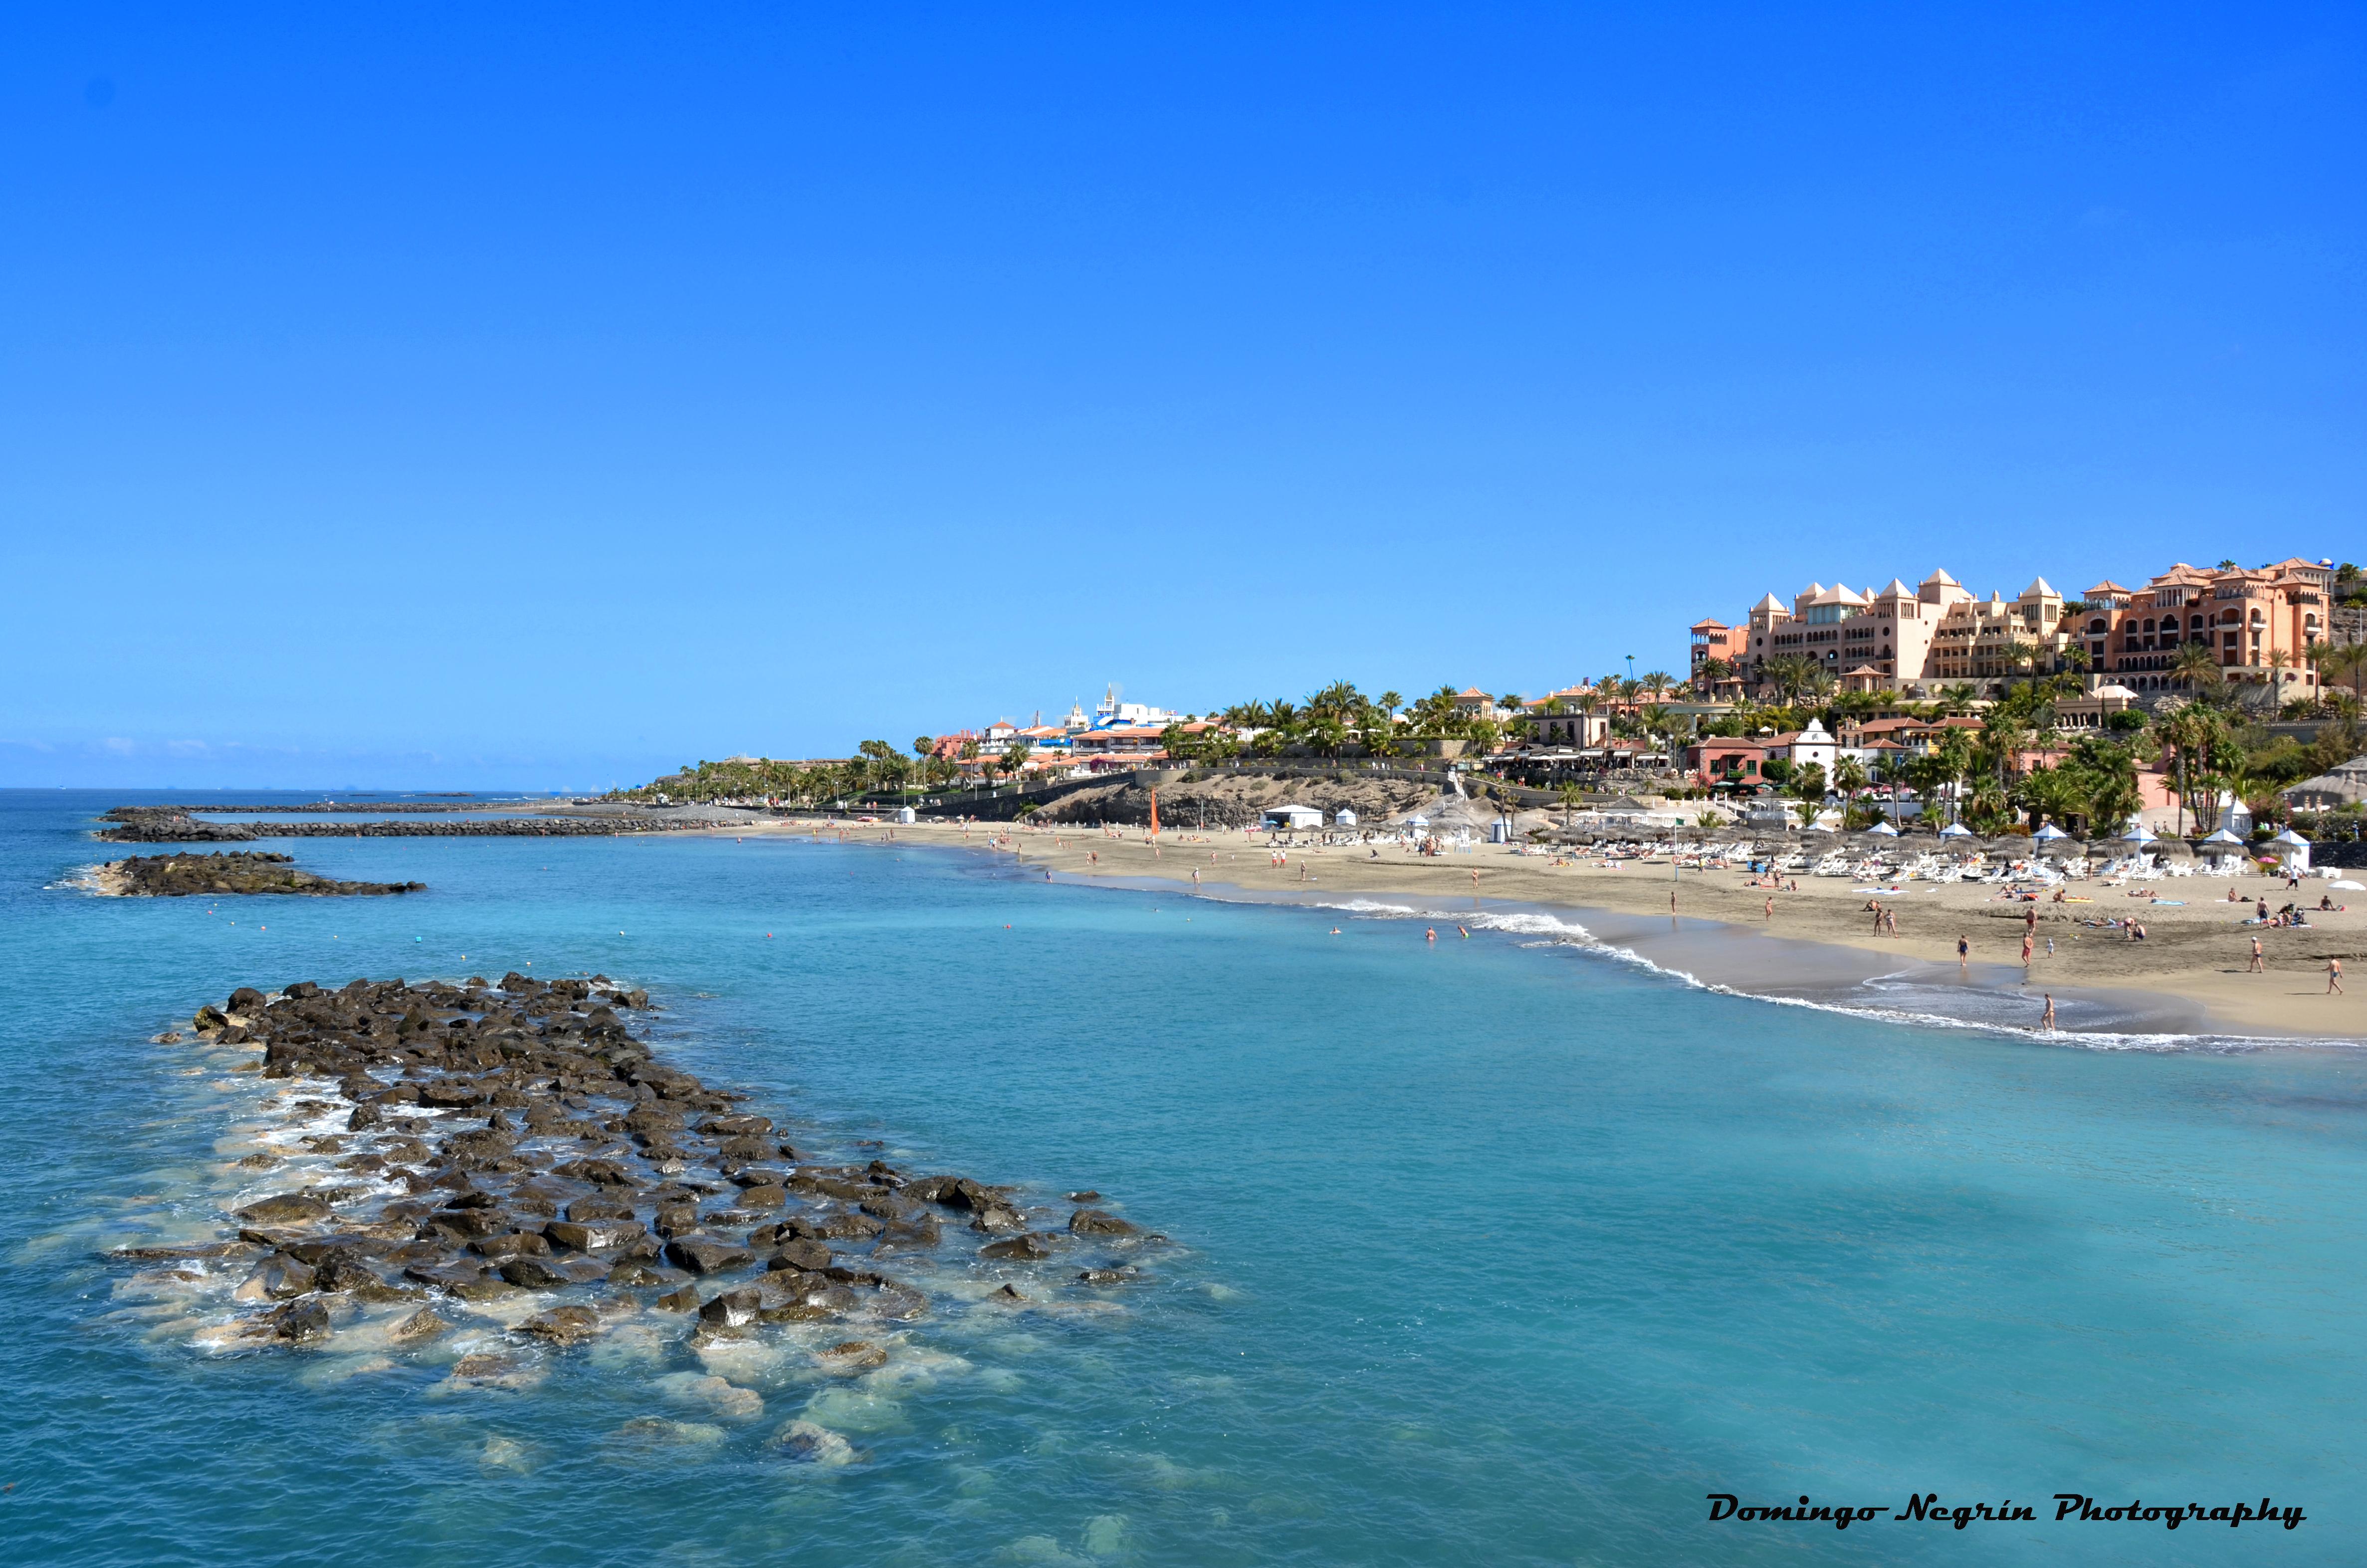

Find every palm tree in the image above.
[1759,655,1814,706]
[2169,640,2222,695]
[1833,755,1869,821]
[1556,782,1584,828]
[2159,705,2229,835]
[1639,670,1676,702]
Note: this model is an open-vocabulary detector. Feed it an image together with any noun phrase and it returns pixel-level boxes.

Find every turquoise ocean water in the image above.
[2,790,2362,1566]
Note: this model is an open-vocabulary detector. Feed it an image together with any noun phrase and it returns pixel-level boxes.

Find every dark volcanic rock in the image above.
[99,851,425,897]
[1068,1208,1138,1236]
[266,1299,332,1342]
[545,1219,646,1252]
[763,1238,834,1273]
[980,1233,1057,1261]
[235,1193,331,1227]
[498,1257,570,1290]
[520,1305,602,1343]
[110,972,1152,1365]
[699,1287,763,1328]
[664,1236,754,1275]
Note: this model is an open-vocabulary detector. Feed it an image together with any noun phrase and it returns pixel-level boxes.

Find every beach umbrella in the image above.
[2201,828,2245,845]
[1866,819,1900,837]
[1938,822,1973,839]
[2118,822,2155,843]
[2272,828,2311,847]
[2331,879,2365,891]
[2032,823,2068,841]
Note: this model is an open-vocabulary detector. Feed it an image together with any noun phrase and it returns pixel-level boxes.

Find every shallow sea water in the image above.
[2,791,2364,1566]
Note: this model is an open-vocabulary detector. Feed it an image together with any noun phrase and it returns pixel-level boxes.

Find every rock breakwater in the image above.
[99,807,721,843]
[103,975,1158,1454]
[94,851,425,897]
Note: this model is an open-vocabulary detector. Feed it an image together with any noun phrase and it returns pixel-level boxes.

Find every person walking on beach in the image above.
[2331,957,2345,994]
[2041,993,2057,1032]
[2021,931,2034,968]
[2249,935,2265,973]
[1191,868,1200,890]
[1957,934,1969,967]
[1765,896,1775,921]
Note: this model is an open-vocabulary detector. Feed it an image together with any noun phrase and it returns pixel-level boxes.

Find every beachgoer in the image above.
[2329,957,2343,994]
[2041,994,2057,1031]
[1957,934,1969,966]
[2249,936,2265,973]
[2021,932,2033,966]
[1458,925,1469,938]
[1425,927,1437,943]
[1765,896,1775,921]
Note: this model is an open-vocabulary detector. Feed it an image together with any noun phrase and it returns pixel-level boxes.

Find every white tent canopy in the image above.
[1865,819,1900,837]
[2033,823,2068,841]
[1939,822,1973,839]
[1262,805,1324,831]
[2201,828,2246,845]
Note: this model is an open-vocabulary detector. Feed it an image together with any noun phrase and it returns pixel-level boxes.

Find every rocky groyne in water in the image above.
[108,974,1156,1451]
[94,851,425,897]
[98,807,724,843]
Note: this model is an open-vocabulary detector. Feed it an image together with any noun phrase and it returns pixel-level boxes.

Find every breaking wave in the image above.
[1301,897,2355,1056]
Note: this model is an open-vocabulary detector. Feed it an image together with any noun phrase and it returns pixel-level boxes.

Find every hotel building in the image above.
[1692,559,2334,701]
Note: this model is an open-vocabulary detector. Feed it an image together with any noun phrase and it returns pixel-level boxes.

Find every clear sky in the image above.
[4,4,2360,789]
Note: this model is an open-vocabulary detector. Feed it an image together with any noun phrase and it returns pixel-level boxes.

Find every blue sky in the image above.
[3,4,2360,789]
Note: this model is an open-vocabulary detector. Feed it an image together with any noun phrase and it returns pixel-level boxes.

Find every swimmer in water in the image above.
[1458,925,1469,938]
[1425,927,1437,942]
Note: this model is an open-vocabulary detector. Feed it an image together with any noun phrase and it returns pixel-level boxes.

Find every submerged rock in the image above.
[773,1418,857,1466]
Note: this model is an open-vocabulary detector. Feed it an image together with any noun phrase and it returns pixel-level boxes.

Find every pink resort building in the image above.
[1691,559,2337,702]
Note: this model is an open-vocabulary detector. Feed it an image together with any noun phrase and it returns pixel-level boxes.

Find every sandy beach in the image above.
[769,818,2365,1042]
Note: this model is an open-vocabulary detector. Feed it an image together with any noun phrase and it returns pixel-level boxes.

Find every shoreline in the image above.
[758,818,2365,1045]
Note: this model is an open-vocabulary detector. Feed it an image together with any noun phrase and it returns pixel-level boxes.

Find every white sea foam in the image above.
[1301,896,2355,1055]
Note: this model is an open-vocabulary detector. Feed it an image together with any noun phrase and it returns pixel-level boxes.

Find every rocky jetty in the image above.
[99,807,721,843]
[95,852,425,897]
[111,975,1157,1404]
